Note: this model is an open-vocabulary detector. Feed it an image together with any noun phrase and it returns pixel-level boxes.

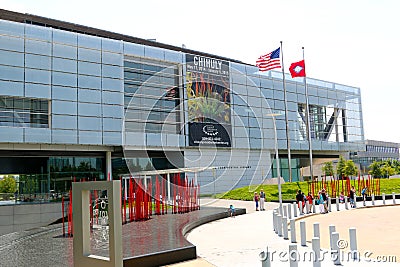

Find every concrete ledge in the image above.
[123,246,196,267]
[182,208,246,236]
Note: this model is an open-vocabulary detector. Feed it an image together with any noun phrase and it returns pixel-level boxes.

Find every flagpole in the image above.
[280,41,293,182]
[302,46,314,182]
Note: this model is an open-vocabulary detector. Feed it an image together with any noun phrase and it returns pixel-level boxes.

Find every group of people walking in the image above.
[252,186,368,212]
[296,185,367,214]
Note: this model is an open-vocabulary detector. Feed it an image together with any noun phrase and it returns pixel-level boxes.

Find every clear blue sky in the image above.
[2,0,399,143]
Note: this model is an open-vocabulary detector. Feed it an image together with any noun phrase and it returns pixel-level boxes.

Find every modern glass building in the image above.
[0,9,365,194]
[350,140,399,174]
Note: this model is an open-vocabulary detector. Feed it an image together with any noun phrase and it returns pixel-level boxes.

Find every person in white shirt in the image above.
[259,189,266,211]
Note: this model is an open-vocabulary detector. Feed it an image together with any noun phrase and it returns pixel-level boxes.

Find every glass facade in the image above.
[15,157,104,195]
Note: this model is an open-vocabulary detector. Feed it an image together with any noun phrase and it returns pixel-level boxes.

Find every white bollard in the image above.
[288,204,292,219]
[393,192,396,204]
[372,194,375,205]
[277,214,282,237]
[336,196,339,211]
[312,199,316,213]
[344,196,349,209]
[328,197,332,212]
[279,205,283,216]
[305,201,310,214]
[354,196,357,208]
[329,225,336,250]
[283,205,288,218]
[289,244,298,267]
[293,202,298,217]
[312,237,321,267]
[313,222,320,238]
[259,249,271,267]
[283,217,289,240]
[349,228,358,260]
[300,221,307,246]
[273,211,277,233]
[383,193,386,205]
[290,219,296,243]
[331,232,341,265]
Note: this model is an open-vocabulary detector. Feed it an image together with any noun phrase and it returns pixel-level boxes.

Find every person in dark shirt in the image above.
[349,186,356,208]
[296,190,305,214]
[321,189,328,213]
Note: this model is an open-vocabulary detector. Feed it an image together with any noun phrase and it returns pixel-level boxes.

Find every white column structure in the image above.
[167,173,171,202]
[73,180,123,267]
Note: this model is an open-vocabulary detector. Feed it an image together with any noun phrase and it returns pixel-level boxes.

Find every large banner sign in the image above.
[186,54,231,147]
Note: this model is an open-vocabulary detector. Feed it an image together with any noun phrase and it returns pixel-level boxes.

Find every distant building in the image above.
[350,140,400,174]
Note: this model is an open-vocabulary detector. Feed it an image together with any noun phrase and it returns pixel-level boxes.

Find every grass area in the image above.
[218,178,400,202]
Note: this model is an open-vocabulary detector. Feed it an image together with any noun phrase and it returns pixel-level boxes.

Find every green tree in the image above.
[344,160,358,178]
[369,161,383,178]
[322,161,335,176]
[382,160,395,178]
[0,175,17,194]
[336,156,346,178]
[392,160,400,174]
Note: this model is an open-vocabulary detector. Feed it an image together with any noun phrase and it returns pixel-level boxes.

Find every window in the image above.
[0,96,49,128]
[124,57,181,134]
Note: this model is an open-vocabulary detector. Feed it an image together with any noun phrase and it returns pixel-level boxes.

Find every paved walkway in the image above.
[295,204,400,263]
[168,198,400,267]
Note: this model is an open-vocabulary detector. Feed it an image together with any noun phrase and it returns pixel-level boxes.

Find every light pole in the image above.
[266,113,283,213]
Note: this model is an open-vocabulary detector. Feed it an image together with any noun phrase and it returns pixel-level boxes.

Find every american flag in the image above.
[256,47,281,72]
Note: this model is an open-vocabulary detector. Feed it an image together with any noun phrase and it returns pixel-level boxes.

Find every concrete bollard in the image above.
[312,237,321,267]
[383,193,386,205]
[363,198,366,206]
[283,217,289,240]
[328,197,332,212]
[372,194,375,205]
[289,244,298,267]
[293,202,298,217]
[259,249,271,267]
[290,219,296,243]
[283,205,288,218]
[273,211,277,233]
[300,221,307,246]
[344,196,349,209]
[313,222,320,238]
[277,214,282,237]
[354,196,357,208]
[279,205,283,216]
[349,228,358,260]
[329,225,336,250]
[331,232,341,265]
[312,199,316,213]
[288,204,292,219]
[305,201,310,214]
[393,192,396,204]
[336,196,339,211]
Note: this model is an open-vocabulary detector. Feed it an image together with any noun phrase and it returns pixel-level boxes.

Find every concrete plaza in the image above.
[167,198,400,267]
